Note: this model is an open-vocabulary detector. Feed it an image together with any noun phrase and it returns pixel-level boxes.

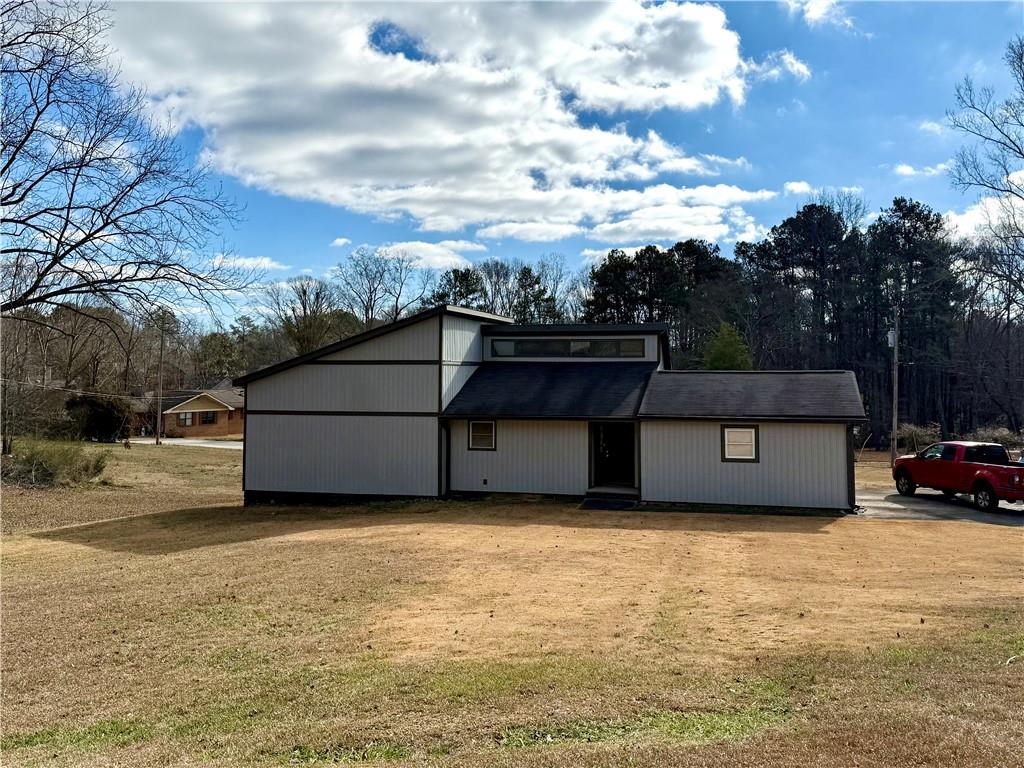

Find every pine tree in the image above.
[703,323,753,370]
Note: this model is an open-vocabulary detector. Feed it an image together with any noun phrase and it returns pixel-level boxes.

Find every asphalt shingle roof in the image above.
[443,362,656,419]
[638,370,865,421]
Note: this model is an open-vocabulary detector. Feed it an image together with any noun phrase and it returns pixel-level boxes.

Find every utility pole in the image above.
[889,311,899,467]
[155,319,165,445]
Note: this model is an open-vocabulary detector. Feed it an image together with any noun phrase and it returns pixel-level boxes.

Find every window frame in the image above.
[177,412,193,427]
[721,424,759,463]
[468,420,496,451]
[200,411,217,425]
[489,338,646,359]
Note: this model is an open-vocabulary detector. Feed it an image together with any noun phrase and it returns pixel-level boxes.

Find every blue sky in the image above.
[108,1,1021,287]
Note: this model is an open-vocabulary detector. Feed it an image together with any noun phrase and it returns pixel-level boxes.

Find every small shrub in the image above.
[897,423,941,452]
[65,394,132,442]
[4,440,108,487]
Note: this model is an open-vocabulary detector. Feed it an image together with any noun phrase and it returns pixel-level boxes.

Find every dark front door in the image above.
[591,422,636,488]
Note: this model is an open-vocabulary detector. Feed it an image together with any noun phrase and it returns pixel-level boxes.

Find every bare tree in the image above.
[1,0,254,320]
[378,248,433,322]
[536,253,570,318]
[333,246,389,326]
[948,36,1024,298]
[813,188,870,235]
[261,277,353,355]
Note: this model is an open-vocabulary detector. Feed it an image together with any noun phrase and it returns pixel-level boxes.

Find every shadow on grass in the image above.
[33,498,839,555]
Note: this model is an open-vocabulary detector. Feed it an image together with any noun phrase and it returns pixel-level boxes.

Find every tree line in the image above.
[2,1,1022,450]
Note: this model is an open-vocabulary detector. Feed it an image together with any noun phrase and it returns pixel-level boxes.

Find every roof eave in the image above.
[234,305,513,386]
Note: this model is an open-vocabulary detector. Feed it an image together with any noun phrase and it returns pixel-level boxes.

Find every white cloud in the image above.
[784,180,814,196]
[918,120,947,136]
[476,221,582,242]
[751,50,812,83]
[381,240,487,269]
[212,254,289,271]
[894,161,950,178]
[724,206,768,242]
[109,1,783,247]
[784,0,858,32]
[329,237,351,248]
[944,197,1012,240]
[587,204,733,244]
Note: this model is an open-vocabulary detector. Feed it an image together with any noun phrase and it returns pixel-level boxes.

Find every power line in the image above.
[0,378,210,399]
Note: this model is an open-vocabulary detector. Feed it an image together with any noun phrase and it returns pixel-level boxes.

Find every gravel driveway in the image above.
[856,487,1024,526]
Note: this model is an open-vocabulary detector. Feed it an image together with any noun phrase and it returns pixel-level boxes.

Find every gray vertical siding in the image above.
[246,414,437,495]
[441,315,484,409]
[442,315,483,363]
[450,419,588,495]
[245,314,442,496]
[246,364,438,412]
[640,421,850,509]
[321,316,439,360]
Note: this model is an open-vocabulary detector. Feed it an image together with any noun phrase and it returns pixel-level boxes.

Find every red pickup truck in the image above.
[893,441,1024,512]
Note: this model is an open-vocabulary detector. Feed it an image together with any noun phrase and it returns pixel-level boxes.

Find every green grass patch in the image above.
[283,741,412,764]
[1,718,152,751]
[496,707,787,749]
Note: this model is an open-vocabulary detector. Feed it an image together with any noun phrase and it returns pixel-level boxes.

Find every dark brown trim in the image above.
[442,414,865,424]
[244,490,429,506]
[247,409,438,417]
[847,424,856,510]
[437,316,444,495]
[641,415,868,424]
[233,306,510,385]
[636,422,642,499]
[721,424,760,463]
[448,414,641,421]
[468,420,496,451]
[444,420,452,498]
[241,385,247,492]
[308,359,438,365]
[483,325,668,336]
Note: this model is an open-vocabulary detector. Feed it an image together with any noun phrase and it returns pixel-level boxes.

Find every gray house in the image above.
[235,305,866,511]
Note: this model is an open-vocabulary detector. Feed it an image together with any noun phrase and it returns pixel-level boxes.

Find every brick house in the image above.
[162,388,245,438]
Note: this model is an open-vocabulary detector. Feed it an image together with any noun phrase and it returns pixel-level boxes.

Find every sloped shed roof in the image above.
[443,362,656,419]
[638,370,866,421]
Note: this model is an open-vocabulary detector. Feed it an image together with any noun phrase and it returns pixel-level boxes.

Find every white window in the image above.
[177,412,193,427]
[469,421,495,450]
[722,426,758,462]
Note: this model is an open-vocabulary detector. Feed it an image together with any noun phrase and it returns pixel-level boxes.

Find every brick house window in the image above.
[177,412,193,427]
[200,411,216,425]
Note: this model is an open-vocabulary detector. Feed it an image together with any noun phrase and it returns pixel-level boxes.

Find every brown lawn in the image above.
[1,444,1022,767]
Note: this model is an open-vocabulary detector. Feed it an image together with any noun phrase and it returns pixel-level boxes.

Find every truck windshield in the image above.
[963,445,1011,465]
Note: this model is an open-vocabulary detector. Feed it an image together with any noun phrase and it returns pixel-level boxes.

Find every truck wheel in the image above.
[973,484,999,513]
[895,471,916,496]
